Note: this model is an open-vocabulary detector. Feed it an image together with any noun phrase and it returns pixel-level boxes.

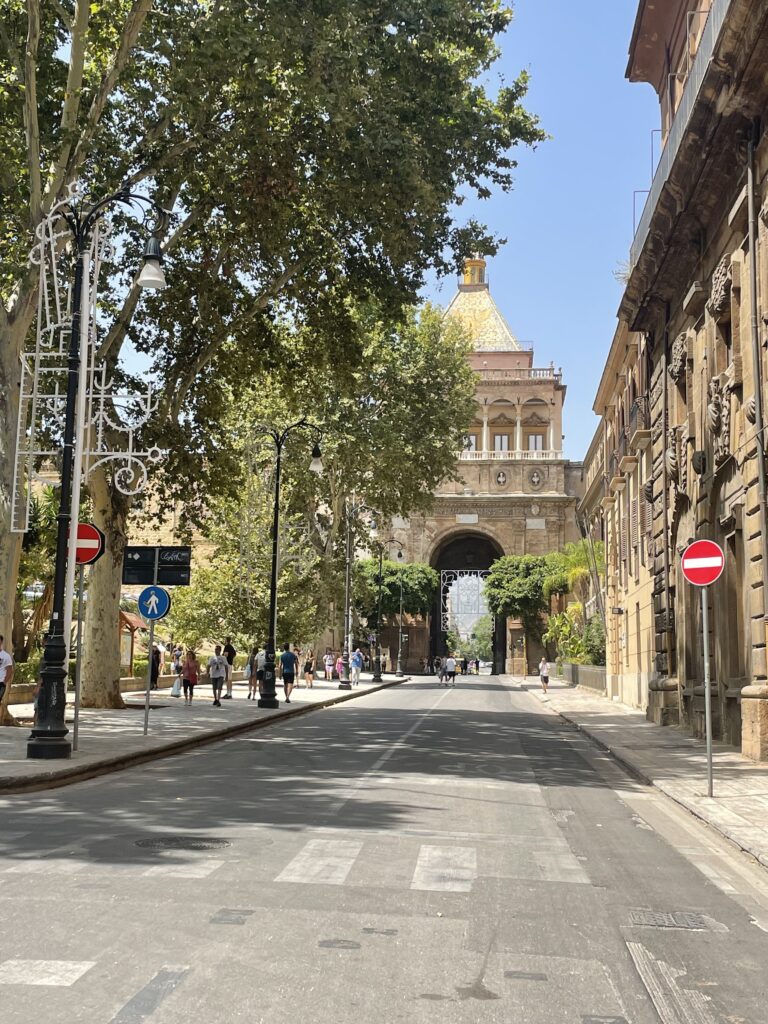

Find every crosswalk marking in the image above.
[410,845,477,892]
[143,859,224,878]
[276,839,363,885]
[0,959,95,986]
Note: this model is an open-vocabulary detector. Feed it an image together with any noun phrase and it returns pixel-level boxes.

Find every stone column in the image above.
[515,409,522,453]
[482,408,490,453]
[547,420,553,453]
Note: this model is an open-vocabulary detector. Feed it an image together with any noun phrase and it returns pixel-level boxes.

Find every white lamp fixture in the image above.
[137,236,167,290]
[309,443,323,475]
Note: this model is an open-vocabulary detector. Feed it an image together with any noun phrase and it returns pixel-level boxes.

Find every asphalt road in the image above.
[2,676,768,1023]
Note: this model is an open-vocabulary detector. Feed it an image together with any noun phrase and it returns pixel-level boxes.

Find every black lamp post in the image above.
[256,420,322,709]
[371,538,384,683]
[339,496,371,690]
[28,187,167,760]
[396,550,405,678]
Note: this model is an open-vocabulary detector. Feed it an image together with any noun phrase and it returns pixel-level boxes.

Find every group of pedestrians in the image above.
[432,654,480,685]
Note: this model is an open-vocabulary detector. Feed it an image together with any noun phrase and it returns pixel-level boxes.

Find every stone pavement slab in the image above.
[509,674,768,871]
[0,674,404,793]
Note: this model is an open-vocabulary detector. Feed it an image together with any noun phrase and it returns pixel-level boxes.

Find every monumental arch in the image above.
[390,257,583,674]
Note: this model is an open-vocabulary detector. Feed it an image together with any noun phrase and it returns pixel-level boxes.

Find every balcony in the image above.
[628,396,651,451]
[478,367,563,383]
[630,0,732,271]
[459,449,563,462]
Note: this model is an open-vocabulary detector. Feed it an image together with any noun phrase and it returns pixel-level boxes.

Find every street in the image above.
[2,677,768,1023]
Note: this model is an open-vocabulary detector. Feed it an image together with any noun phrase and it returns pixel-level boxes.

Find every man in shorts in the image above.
[350,648,364,686]
[280,643,299,703]
[222,636,237,698]
[207,645,227,706]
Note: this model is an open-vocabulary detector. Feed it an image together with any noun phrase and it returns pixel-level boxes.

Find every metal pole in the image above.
[396,568,404,677]
[702,586,714,798]
[259,434,281,709]
[372,546,383,682]
[72,565,85,751]
[143,618,155,736]
[63,247,91,670]
[340,501,353,690]
[28,243,87,759]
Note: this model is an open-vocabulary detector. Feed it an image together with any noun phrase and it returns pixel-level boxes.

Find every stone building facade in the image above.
[392,258,583,674]
[596,0,768,757]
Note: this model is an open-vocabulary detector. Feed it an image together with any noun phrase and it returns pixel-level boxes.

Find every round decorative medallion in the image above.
[495,471,507,486]
[529,469,543,490]
[530,504,540,516]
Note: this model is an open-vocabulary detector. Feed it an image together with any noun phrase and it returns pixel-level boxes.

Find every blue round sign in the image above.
[138,585,171,621]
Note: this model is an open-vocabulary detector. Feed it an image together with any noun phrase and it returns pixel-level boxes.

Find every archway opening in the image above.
[430,532,506,674]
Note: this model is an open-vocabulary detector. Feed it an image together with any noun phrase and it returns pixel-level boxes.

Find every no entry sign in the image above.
[681,539,725,587]
[75,523,106,565]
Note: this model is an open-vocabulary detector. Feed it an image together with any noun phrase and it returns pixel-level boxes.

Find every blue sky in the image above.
[423,0,660,460]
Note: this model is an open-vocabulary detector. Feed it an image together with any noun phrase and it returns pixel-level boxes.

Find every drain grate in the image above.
[136,836,231,851]
[629,909,709,930]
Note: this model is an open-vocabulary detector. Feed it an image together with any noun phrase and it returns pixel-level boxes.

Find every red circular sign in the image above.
[681,539,725,587]
[75,523,106,565]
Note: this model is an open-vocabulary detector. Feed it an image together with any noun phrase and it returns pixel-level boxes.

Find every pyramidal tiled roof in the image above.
[444,261,520,352]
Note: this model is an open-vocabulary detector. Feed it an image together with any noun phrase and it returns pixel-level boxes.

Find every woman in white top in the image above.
[539,657,549,693]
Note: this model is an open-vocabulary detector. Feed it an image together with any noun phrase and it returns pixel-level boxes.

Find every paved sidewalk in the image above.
[0,674,404,793]
[509,674,768,870]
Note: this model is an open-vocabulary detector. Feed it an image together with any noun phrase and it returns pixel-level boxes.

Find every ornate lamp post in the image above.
[369,521,385,683]
[339,496,372,690]
[396,549,405,678]
[255,420,322,709]
[28,185,167,760]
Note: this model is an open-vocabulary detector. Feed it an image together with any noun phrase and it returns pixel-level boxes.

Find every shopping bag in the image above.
[170,678,182,697]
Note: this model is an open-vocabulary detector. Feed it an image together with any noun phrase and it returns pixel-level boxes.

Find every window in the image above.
[493,434,509,452]
[528,433,544,451]
[463,434,478,452]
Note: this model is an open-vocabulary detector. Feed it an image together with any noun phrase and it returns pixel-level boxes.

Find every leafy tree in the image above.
[1,0,545,675]
[445,613,492,661]
[353,559,439,624]
[484,554,550,645]
[583,615,606,667]
[543,604,587,666]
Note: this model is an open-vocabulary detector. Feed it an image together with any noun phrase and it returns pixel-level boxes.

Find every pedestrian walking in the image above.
[280,643,299,703]
[323,649,334,681]
[172,644,183,676]
[461,656,468,675]
[474,658,480,674]
[335,652,344,681]
[350,648,364,686]
[150,644,161,690]
[207,645,227,706]
[0,634,14,706]
[539,656,550,694]
[245,645,259,700]
[303,649,315,688]
[255,644,266,695]
[445,655,457,687]
[222,636,237,699]
[433,655,442,684]
[181,650,200,704]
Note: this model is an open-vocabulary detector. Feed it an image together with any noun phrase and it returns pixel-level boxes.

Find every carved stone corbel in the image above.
[707,255,732,318]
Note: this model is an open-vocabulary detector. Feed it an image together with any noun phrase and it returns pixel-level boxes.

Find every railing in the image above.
[478,367,562,383]
[630,0,731,270]
[459,449,562,462]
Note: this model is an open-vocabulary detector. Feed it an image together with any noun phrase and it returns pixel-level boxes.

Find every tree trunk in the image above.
[0,320,26,651]
[81,466,130,708]
[12,594,26,662]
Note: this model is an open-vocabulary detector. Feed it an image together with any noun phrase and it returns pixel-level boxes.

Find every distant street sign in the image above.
[681,540,725,587]
[138,586,171,621]
[122,545,192,586]
[75,523,105,565]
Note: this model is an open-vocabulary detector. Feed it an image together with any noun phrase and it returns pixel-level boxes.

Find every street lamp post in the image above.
[372,542,384,682]
[28,186,167,760]
[256,420,322,709]
[340,499,354,690]
[396,550,405,678]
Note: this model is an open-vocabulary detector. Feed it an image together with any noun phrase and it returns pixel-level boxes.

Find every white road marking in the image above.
[0,959,95,986]
[276,839,363,885]
[410,845,477,892]
[532,848,590,884]
[626,942,717,1024]
[4,858,86,875]
[328,688,454,814]
[143,859,224,878]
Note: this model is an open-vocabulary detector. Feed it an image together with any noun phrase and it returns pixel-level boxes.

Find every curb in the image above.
[0,676,408,795]
[517,680,768,871]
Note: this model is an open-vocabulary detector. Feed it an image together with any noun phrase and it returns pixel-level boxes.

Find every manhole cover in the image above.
[629,909,709,930]
[135,836,231,851]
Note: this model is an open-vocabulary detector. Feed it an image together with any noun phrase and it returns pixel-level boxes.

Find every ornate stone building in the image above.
[391,257,583,673]
[595,0,768,757]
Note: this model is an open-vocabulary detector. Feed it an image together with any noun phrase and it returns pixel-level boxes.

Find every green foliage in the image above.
[543,604,587,666]
[353,559,439,623]
[445,614,493,660]
[583,615,606,667]
[484,555,551,641]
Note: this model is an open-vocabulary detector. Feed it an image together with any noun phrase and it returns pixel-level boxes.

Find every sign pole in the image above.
[701,585,714,798]
[72,564,86,752]
[143,618,155,737]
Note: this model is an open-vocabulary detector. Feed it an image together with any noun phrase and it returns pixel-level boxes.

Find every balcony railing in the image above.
[478,367,562,383]
[459,449,562,462]
[630,0,732,271]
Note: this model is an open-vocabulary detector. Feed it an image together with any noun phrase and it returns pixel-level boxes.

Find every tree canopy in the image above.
[353,559,439,623]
